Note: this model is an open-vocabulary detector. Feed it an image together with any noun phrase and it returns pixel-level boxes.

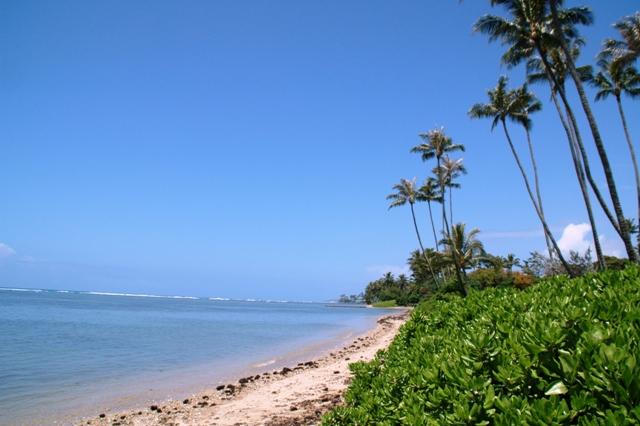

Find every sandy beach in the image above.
[79,310,409,426]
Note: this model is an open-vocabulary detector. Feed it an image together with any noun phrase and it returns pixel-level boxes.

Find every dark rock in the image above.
[183,399,190,404]
[216,385,225,391]
[239,377,249,384]
[202,395,209,400]
[120,415,126,419]
[150,405,158,411]
[156,408,162,413]
[290,406,298,411]
[99,414,106,418]
[281,367,292,374]
[254,375,260,380]
[333,371,340,374]
[137,411,142,415]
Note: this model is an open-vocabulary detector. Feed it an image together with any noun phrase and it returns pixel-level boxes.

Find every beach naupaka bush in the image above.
[324,267,640,425]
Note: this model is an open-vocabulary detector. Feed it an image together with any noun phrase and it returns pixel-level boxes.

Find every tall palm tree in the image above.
[411,129,465,238]
[527,45,607,269]
[469,76,573,276]
[387,178,425,254]
[475,0,638,262]
[511,84,554,258]
[548,0,638,262]
[440,223,485,289]
[603,12,640,66]
[438,156,467,225]
[588,57,640,250]
[417,178,443,251]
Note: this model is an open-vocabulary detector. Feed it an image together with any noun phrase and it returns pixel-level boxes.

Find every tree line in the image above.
[375,3,639,302]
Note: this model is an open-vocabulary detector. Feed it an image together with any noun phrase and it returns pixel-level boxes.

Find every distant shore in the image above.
[80,309,410,426]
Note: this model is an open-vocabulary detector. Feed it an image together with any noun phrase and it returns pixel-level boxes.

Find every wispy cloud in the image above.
[0,243,16,259]
[482,229,546,239]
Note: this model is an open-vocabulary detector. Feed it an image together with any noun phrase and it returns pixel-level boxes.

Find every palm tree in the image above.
[387,178,425,253]
[440,223,485,292]
[475,0,638,262]
[503,253,521,272]
[527,45,607,269]
[547,0,638,262]
[417,178,443,251]
[411,129,465,238]
[588,57,640,250]
[469,76,573,276]
[603,12,640,66]
[510,84,554,258]
[438,156,467,225]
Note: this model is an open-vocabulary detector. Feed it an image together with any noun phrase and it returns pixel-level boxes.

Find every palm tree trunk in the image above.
[535,42,628,246]
[524,127,554,259]
[449,186,454,225]
[411,203,440,285]
[550,91,606,270]
[410,202,425,253]
[616,94,640,251]
[548,0,638,262]
[427,201,439,251]
[437,156,466,295]
[501,119,574,276]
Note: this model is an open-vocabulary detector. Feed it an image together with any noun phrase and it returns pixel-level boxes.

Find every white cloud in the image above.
[366,264,410,277]
[0,243,16,259]
[557,223,624,257]
[558,223,592,254]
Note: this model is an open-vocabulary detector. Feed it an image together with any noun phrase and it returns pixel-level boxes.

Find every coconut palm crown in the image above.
[603,12,640,66]
[439,223,485,273]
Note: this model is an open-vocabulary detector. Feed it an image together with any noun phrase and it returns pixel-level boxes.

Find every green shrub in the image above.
[372,300,398,308]
[324,267,640,425]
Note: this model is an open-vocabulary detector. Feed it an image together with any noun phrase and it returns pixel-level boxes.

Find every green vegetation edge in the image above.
[323,267,640,425]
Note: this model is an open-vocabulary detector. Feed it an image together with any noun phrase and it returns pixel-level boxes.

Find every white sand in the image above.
[82,311,409,426]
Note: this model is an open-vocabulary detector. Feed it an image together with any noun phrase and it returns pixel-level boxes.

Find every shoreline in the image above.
[80,309,410,426]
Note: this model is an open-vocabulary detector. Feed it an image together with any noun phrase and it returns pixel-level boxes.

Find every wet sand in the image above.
[80,310,409,426]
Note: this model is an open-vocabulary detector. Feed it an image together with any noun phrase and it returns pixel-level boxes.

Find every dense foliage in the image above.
[325,267,640,424]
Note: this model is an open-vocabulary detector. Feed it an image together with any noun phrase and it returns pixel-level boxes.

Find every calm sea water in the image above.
[0,288,387,425]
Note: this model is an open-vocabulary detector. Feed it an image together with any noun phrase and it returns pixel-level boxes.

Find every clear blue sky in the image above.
[1,1,639,300]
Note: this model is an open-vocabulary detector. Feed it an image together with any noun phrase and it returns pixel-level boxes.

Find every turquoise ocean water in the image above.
[0,287,386,425]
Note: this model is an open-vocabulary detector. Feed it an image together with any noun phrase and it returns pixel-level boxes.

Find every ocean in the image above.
[0,287,387,425]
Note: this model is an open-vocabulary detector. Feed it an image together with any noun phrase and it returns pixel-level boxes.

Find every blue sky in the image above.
[1,1,639,300]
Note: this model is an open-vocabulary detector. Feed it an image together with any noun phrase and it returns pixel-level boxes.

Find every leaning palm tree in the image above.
[469,76,573,276]
[417,177,443,251]
[475,0,638,262]
[602,12,640,66]
[411,129,465,238]
[511,84,554,258]
[438,156,467,225]
[547,0,638,262]
[440,223,485,295]
[588,57,640,249]
[527,45,607,269]
[387,178,425,253]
